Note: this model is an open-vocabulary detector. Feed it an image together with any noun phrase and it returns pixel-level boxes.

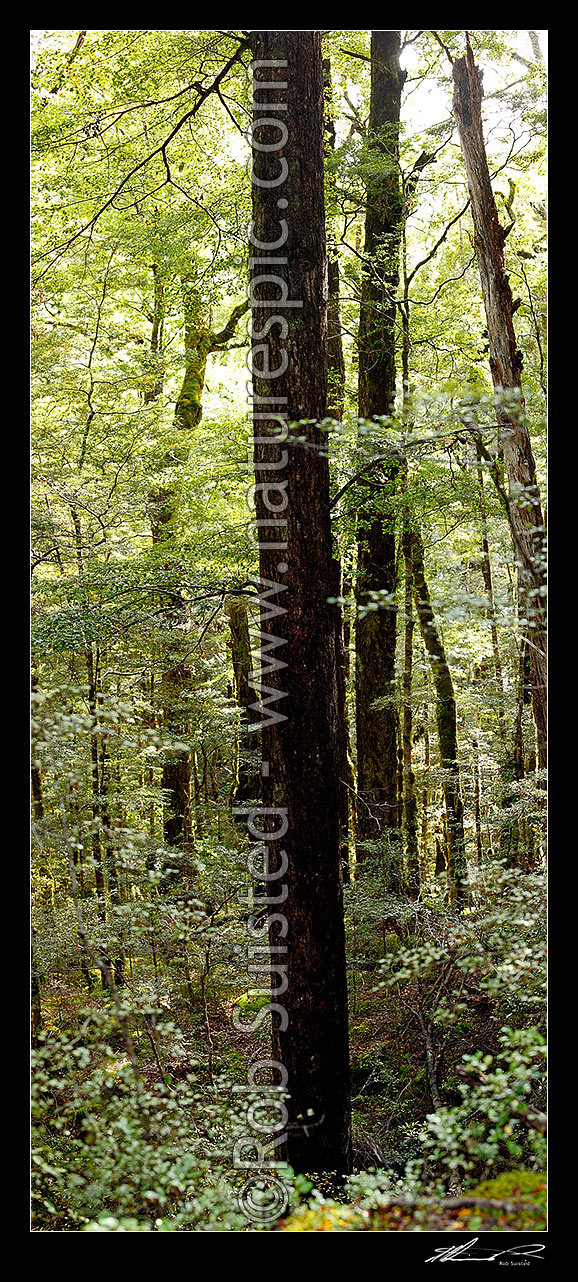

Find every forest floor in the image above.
[35,962,546,1232]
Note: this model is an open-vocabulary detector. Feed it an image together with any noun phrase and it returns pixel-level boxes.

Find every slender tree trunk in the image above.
[472,734,483,865]
[31,763,44,821]
[31,666,55,909]
[323,57,353,879]
[410,530,467,905]
[330,554,355,884]
[355,32,405,885]
[65,776,92,988]
[249,29,351,1175]
[402,530,419,896]
[144,263,165,404]
[226,597,261,804]
[31,926,42,1047]
[70,509,107,922]
[513,634,537,869]
[160,660,193,854]
[31,676,44,1044]
[474,446,519,859]
[86,647,106,922]
[476,445,506,728]
[514,636,531,781]
[96,679,120,906]
[96,684,126,981]
[398,157,466,900]
[435,834,447,877]
[150,280,199,853]
[341,577,358,849]
[453,37,546,775]
[421,706,430,870]
[191,749,203,835]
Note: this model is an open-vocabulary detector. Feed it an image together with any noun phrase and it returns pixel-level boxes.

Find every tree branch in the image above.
[210,300,250,348]
[33,42,250,280]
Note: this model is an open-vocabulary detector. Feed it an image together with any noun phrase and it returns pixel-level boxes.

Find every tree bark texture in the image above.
[249,29,352,1175]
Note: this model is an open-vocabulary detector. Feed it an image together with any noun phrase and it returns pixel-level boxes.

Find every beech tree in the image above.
[249,29,352,1175]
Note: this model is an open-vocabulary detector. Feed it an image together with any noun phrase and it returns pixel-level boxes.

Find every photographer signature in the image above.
[425,1238,545,1262]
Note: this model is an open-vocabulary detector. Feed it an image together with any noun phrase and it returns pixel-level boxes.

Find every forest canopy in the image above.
[31,29,547,1234]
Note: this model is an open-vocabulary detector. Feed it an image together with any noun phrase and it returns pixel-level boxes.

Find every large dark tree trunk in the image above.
[453,36,546,776]
[355,32,405,884]
[249,30,352,1175]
